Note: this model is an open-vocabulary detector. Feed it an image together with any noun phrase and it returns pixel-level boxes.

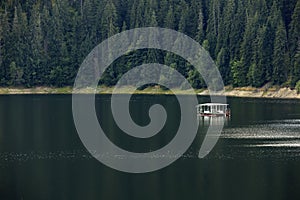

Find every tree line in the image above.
[0,0,299,89]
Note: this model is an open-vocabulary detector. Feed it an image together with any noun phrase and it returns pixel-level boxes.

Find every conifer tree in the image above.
[29,4,44,85]
[0,10,9,84]
[292,39,300,85]
[129,0,145,28]
[178,1,188,34]
[164,5,175,30]
[239,13,259,86]
[157,0,169,26]
[206,0,221,58]
[195,5,204,44]
[216,0,235,56]
[229,0,246,59]
[289,0,300,85]
[273,20,288,85]
[101,0,119,39]
[187,0,202,38]
[216,47,230,85]
[247,26,266,87]
[231,60,245,87]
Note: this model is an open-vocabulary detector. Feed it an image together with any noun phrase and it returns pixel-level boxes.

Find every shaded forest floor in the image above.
[0,86,300,99]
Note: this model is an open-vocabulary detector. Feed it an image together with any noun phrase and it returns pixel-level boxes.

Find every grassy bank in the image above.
[0,86,204,95]
[199,86,300,99]
[0,86,300,99]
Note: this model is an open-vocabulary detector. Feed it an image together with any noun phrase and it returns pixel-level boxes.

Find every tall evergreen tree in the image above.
[239,12,260,86]
[9,5,28,86]
[129,0,145,28]
[178,1,188,34]
[164,5,175,30]
[231,60,245,87]
[273,19,289,85]
[229,0,246,60]
[216,0,235,56]
[206,0,221,58]
[28,3,44,85]
[195,4,204,43]
[8,61,23,86]
[0,9,9,84]
[216,47,230,85]
[101,0,118,39]
[157,0,169,26]
[186,0,202,38]
[289,0,300,85]
[292,39,300,84]
[247,26,266,87]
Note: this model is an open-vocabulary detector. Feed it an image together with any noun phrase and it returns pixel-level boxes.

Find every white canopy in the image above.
[196,103,228,107]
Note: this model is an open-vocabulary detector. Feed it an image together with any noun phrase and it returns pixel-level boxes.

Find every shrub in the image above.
[296,80,300,94]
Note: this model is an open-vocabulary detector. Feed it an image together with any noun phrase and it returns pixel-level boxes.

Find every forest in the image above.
[0,0,300,89]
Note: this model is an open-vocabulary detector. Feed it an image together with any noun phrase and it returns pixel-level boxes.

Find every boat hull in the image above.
[198,113,230,117]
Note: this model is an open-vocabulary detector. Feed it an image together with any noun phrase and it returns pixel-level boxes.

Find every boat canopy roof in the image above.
[196,103,229,107]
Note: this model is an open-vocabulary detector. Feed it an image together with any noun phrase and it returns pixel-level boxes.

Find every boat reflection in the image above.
[197,115,229,126]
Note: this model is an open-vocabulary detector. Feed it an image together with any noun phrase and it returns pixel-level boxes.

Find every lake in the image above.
[0,94,300,200]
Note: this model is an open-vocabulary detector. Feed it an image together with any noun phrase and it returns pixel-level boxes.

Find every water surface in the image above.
[0,95,300,200]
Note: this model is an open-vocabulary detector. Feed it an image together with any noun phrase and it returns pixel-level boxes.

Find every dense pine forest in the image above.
[0,0,300,89]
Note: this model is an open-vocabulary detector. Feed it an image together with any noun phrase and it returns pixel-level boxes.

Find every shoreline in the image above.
[199,86,300,99]
[0,86,300,99]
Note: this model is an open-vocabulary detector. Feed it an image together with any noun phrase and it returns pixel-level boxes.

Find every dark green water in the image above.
[1,95,300,200]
